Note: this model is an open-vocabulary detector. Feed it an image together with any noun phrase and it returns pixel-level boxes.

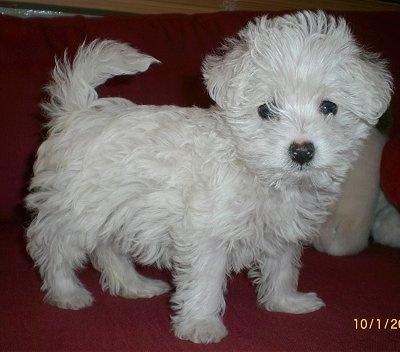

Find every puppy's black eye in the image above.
[258,103,276,120]
[319,100,338,116]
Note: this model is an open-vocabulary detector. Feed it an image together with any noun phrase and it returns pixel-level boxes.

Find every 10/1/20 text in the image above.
[354,318,400,330]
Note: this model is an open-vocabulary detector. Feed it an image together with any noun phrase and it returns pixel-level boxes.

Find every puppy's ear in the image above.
[202,40,251,110]
[347,50,393,126]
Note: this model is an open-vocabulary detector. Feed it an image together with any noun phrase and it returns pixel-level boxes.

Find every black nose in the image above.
[289,141,315,165]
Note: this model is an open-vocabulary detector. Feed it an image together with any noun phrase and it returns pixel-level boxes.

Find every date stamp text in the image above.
[354,318,400,330]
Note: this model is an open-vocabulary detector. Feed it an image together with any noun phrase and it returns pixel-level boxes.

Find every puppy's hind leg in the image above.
[27,224,94,310]
[251,243,325,314]
[90,243,170,299]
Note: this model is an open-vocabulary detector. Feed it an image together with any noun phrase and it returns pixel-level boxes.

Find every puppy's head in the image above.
[202,11,392,188]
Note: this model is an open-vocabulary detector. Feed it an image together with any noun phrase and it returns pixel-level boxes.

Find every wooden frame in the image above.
[1,0,400,15]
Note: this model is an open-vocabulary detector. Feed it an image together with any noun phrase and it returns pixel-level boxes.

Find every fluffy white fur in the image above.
[26,11,392,344]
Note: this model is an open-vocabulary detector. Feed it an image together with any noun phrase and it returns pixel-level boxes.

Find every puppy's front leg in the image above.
[171,242,228,344]
[253,243,325,314]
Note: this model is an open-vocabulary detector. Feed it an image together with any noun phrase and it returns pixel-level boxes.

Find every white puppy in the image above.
[26,11,392,344]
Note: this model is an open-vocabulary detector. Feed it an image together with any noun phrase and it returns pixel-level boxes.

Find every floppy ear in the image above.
[346,50,393,126]
[202,40,251,110]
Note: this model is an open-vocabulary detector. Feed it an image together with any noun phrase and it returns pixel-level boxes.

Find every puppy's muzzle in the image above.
[289,141,315,165]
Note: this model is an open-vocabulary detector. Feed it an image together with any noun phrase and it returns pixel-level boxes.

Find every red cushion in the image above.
[1,11,400,222]
[381,138,400,208]
[0,12,254,223]
[1,225,400,351]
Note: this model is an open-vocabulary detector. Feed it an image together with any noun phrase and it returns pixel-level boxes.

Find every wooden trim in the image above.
[1,0,400,14]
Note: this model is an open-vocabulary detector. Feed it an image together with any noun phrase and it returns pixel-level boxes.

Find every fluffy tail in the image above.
[43,39,159,117]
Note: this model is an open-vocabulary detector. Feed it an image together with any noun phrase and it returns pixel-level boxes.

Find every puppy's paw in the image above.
[45,286,94,310]
[174,317,228,344]
[117,278,170,299]
[265,292,325,314]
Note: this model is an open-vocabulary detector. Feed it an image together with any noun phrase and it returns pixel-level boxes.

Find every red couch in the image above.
[1,11,399,351]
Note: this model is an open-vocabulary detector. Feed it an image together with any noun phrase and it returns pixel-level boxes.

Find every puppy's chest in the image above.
[227,189,320,267]
[263,190,319,239]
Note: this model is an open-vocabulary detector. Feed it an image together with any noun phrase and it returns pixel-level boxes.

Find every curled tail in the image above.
[43,39,159,117]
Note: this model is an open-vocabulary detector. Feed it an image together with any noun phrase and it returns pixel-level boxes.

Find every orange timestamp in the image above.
[354,318,400,330]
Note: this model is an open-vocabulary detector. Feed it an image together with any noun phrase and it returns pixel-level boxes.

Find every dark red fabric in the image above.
[1,225,400,351]
[381,138,400,208]
[0,11,399,223]
[0,12,255,223]
[0,11,399,351]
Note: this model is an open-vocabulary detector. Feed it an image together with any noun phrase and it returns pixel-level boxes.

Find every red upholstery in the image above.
[0,11,399,351]
[382,138,400,208]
